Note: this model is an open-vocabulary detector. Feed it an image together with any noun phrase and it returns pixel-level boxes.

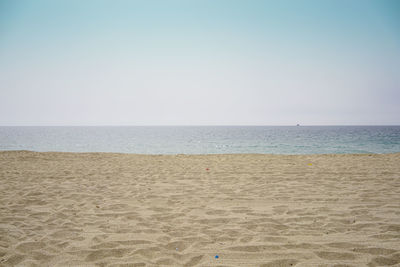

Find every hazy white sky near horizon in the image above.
[1,0,400,125]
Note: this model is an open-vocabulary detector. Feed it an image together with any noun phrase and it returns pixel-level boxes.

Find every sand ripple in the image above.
[0,151,400,266]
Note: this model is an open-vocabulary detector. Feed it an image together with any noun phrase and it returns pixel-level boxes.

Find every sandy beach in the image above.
[0,151,399,266]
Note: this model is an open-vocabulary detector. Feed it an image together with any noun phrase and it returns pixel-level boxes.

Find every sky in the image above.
[0,0,399,125]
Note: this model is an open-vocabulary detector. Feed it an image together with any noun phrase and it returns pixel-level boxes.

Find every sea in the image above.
[0,126,399,154]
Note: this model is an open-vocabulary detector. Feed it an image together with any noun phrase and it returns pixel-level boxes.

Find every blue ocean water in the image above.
[0,126,399,154]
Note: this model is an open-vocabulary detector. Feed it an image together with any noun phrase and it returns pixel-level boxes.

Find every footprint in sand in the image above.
[261,259,299,267]
[314,251,356,260]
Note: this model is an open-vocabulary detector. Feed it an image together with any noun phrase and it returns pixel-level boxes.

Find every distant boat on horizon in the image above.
[296,124,300,126]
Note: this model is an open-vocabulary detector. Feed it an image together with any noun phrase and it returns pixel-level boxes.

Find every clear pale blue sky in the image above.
[1,0,399,125]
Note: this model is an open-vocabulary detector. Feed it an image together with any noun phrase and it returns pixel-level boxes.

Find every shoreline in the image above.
[2,150,400,156]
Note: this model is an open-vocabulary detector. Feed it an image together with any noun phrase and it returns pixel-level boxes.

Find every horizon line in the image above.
[1,124,400,127]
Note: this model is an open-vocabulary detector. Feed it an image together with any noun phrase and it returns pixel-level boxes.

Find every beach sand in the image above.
[0,151,399,266]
